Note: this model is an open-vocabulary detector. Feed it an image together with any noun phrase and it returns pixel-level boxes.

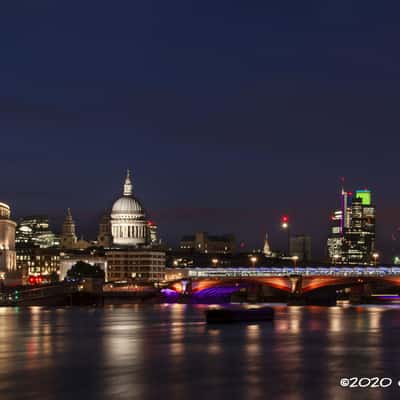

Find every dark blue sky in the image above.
[2,1,400,259]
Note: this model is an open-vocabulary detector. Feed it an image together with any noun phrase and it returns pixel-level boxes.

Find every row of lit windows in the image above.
[110,267,164,272]
[109,273,164,279]
[17,262,58,268]
[107,254,164,258]
[109,261,164,266]
[17,255,59,260]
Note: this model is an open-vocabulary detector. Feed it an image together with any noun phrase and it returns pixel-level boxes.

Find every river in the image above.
[1,304,400,399]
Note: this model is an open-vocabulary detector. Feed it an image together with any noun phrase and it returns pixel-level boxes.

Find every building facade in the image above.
[327,188,376,264]
[343,194,376,263]
[0,202,17,272]
[97,214,113,247]
[180,232,236,254]
[16,247,60,283]
[289,235,312,262]
[106,249,165,282]
[16,215,60,248]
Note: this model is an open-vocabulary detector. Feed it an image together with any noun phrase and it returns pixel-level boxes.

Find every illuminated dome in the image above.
[110,170,149,246]
[112,196,144,216]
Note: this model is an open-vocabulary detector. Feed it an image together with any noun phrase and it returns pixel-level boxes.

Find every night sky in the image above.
[2,1,400,260]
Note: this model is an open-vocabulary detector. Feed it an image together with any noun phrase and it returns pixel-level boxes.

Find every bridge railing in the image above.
[186,267,400,278]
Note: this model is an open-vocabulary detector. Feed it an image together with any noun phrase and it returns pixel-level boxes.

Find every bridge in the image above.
[163,267,400,302]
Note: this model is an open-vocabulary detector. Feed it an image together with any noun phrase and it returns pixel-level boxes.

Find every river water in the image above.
[1,304,400,400]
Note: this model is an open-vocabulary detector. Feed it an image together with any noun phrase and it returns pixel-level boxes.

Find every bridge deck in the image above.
[186,267,400,278]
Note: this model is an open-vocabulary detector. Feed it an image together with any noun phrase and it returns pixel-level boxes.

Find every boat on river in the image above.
[205,305,274,323]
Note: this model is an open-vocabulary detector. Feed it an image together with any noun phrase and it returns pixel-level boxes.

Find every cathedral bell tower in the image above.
[61,209,78,249]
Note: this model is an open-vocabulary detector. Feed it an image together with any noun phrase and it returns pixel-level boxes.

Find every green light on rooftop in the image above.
[356,190,371,205]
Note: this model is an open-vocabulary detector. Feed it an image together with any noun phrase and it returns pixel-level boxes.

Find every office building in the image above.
[16,216,60,248]
[16,247,60,283]
[290,235,312,262]
[106,249,165,282]
[180,232,236,254]
[327,188,376,264]
[344,193,376,263]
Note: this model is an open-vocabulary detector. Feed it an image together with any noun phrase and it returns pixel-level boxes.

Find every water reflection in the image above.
[0,305,399,400]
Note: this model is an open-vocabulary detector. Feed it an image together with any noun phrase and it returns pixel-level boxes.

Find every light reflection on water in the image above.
[0,304,400,400]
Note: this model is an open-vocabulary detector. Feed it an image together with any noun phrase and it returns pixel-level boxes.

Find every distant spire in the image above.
[123,169,133,196]
[340,176,345,195]
[263,232,272,256]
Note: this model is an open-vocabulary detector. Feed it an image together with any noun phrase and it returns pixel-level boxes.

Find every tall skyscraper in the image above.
[327,188,376,264]
[344,191,376,263]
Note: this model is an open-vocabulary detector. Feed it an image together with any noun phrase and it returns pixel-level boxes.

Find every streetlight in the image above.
[281,215,290,256]
[250,256,258,268]
[372,252,379,266]
[292,255,299,267]
[333,254,340,265]
[211,258,219,267]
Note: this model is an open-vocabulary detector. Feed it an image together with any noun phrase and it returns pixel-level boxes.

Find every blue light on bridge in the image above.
[185,266,400,279]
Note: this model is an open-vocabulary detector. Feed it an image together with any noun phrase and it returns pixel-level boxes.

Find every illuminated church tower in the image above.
[61,209,78,249]
[263,232,272,256]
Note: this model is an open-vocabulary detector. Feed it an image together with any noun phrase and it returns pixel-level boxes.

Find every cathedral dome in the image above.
[111,196,144,216]
[110,170,149,247]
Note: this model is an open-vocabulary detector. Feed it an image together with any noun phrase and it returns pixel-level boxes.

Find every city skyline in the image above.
[1,171,396,262]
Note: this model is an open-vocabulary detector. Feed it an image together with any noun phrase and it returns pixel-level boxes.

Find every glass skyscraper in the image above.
[327,188,376,264]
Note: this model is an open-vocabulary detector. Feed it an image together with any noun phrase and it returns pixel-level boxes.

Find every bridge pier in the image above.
[287,275,305,305]
[182,279,192,296]
[246,284,264,302]
[349,282,373,304]
[289,275,303,295]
